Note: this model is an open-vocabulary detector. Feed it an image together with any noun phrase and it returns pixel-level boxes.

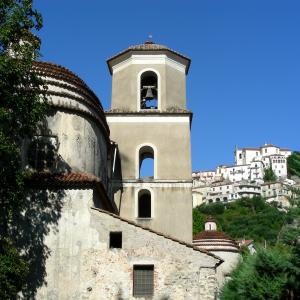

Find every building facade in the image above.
[106,41,193,242]
[192,144,293,207]
[26,43,225,300]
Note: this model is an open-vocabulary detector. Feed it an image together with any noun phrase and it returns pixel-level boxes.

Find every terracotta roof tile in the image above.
[193,230,236,242]
[107,41,191,74]
[26,172,117,213]
[28,172,100,186]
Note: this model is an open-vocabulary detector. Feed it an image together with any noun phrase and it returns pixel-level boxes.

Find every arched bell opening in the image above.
[140,71,158,109]
[139,146,154,179]
[138,189,152,218]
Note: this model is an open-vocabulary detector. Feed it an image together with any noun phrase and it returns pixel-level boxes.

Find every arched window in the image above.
[139,146,154,179]
[140,71,158,109]
[138,190,151,218]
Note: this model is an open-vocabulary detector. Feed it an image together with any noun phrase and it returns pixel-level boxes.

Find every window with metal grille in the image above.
[28,135,58,171]
[133,265,154,297]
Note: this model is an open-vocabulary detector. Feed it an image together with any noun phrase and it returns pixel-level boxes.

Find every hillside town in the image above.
[192,144,299,207]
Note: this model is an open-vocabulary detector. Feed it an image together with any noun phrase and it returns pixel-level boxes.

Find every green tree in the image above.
[193,197,287,244]
[192,209,206,234]
[0,1,47,298]
[264,167,277,182]
[0,240,29,299]
[220,245,300,300]
[287,151,300,178]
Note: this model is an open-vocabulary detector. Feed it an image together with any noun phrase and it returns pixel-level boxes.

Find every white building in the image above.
[192,144,292,207]
[235,144,291,180]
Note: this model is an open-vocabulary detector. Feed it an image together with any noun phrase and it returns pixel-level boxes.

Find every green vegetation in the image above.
[193,197,297,244]
[287,151,300,178]
[193,197,300,299]
[0,1,47,298]
[263,167,277,182]
[220,244,300,300]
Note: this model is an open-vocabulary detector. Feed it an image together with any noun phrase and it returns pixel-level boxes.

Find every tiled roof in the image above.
[206,216,217,223]
[193,230,234,241]
[32,61,110,137]
[26,172,117,213]
[238,239,253,246]
[107,41,191,74]
[32,61,99,102]
[193,230,239,253]
[261,144,277,148]
[91,207,223,265]
[27,172,101,187]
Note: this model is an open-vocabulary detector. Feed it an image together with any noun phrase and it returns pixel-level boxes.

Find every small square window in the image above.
[109,232,122,248]
[133,265,154,297]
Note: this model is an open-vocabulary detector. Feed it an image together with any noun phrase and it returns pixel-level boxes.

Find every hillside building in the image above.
[192,144,293,207]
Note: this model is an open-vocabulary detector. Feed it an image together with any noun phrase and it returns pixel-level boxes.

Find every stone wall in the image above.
[36,188,221,300]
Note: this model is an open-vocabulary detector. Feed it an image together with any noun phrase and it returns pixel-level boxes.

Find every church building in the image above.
[26,41,230,299]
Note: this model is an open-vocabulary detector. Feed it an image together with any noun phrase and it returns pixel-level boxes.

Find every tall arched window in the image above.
[138,190,151,218]
[139,146,154,179]
[140,71,158,109]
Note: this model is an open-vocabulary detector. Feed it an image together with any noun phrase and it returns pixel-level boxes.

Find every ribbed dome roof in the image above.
[193,230,234,241]
[32,60,109,136]
[193,229,239,253]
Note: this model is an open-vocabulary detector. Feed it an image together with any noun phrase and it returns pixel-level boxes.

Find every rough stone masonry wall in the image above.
[36,188,220,300]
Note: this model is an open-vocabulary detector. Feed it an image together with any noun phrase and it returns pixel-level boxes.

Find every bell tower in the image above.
[106,41,193,242]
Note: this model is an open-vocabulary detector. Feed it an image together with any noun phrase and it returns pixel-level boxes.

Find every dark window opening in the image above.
[139,146,154,179]
[133,265,154,297]
[138,190,151,218]
[109,232,122,248]
[140,71,158,109]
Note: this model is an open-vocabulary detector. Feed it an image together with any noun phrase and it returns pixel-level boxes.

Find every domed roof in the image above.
[107,40,191,74]
[32,61,103,109]
[193,230,239,252]
[32,61,109,136]
[193,218,239,253]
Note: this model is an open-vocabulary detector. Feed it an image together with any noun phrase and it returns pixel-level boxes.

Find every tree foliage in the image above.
[0,1,49,298]
[193,197,287,244]
[193,198,300,299]
[0,240,29,299]
[287,151,300,178]
[220,245,300,300]
[264,167,277,182]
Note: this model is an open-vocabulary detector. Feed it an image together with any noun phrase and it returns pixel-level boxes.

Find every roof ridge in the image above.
[91,207,223,264]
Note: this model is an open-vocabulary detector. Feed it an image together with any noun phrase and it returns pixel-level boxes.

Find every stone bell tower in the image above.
[106,41,193,242]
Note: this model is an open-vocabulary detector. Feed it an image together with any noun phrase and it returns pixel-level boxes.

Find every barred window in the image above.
[28,135,58,171]
[133,265,154,297]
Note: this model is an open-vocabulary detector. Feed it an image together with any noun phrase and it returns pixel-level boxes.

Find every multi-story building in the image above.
[235,144,291,180]
[192,144,293,207]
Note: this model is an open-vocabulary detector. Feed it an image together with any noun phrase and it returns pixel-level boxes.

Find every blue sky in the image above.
[35,0,300,172]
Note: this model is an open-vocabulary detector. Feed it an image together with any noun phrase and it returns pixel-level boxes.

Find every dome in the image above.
[193,218,239,253]
[30,61,110,182]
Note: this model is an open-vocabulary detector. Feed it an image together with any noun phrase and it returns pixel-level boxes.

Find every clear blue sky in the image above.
[35,0,300,172]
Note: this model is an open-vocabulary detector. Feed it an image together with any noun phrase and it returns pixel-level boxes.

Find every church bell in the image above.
[143,85,156,100]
